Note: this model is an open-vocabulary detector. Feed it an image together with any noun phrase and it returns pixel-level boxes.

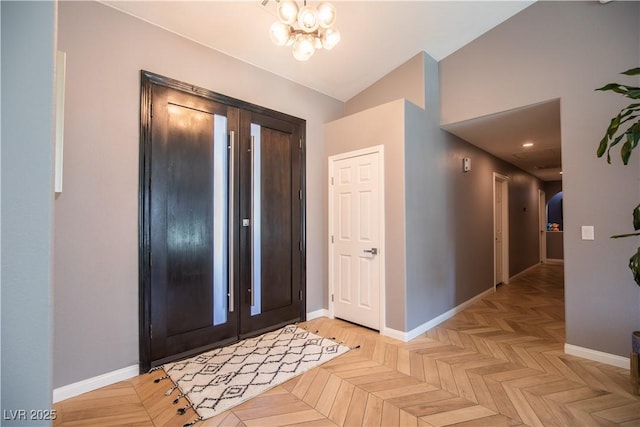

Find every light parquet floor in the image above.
[54,263,640,426]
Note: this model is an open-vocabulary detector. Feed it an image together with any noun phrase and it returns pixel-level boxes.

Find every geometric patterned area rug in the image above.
[159,325,351,426]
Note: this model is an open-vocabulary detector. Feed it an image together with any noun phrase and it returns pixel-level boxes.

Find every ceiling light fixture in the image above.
[522,142,534,148]
[267,0,340,61]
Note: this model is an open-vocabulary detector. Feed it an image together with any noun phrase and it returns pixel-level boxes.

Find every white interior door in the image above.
[329,148,382,330]
[493,173,509,288]
[494,179,504,286]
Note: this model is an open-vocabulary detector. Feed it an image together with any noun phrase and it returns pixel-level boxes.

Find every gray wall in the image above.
[405,54,543,331]
[346,53,426,116]
[324,100,408,330]
[329,53,543,332]
[1,1,56,424]
[55,1,343,388]
[544,181,563,200]
[547,233,564,260]
[441,1,640,357]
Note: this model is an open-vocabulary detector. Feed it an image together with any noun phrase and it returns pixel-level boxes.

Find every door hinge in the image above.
[150,324,153,339]
[299,190,303,200]
[149,251,152,267]
[299,138,302,149]
[331,294,334,302]
[331,235,334,244]
[299,241,303,251]
[331,177,334,185]
[299,290,303,300]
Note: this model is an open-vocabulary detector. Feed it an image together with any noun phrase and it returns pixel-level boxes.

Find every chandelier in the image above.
[268,0,341,61]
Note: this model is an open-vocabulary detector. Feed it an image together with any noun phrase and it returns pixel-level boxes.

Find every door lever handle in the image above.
[363,248,378,255]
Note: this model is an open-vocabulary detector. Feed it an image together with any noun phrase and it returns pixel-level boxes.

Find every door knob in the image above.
[363,248,378,255]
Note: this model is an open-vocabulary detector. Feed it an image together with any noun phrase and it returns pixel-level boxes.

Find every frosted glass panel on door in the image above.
[250,123,262,316]
[213,114,228,325]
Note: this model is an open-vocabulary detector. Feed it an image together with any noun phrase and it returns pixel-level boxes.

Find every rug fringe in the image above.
[177,401,193,415]
[173,393,185,405]
[153,375,169,383]
[148,366,164,373]
[350,344,361,350]
[183,416,203,427]
[298,324,321,334]
[165,385,179,396]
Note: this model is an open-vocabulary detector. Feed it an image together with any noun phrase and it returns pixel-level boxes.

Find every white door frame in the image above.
[493,173,510,289]
[328,145,385,331]
[539,189,547,264]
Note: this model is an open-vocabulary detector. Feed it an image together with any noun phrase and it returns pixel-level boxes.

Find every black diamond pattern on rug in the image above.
[162,325,350,421]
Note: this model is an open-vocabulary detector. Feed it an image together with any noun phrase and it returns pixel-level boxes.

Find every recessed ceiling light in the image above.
[522,142,534,148]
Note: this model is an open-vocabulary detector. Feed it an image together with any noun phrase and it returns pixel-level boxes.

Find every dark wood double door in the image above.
[139,72,305,372]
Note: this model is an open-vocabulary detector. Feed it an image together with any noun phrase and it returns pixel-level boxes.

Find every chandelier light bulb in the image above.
[292,34,316,61]
[297,5,320,33]
[316,2,336,28]
[269,21,291,46]
[321,27,340,50]
[267,0,339,60]
[277,0,299,25]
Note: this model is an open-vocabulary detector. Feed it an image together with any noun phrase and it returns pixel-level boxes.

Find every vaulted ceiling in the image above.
[102,0,562,181]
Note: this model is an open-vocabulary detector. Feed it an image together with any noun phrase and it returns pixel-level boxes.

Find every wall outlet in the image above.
[463,157,471,172]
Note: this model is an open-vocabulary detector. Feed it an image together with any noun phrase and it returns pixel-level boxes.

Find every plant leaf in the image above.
[634,203,640,231]
[627,89,640,99]
[619,112,639,125]
[607,115,621,137]
[596,83,622,92]
[612,232,640,238]
[632,124,640,149]
[606,133,626,163]
[622,67,640,76]
[597,135,609,158]
[621,134,633,164]
[629,246,640,286]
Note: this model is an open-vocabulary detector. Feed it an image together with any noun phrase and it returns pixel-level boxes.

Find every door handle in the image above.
[228,130,235,313]
[364,248,378,255]
[250,135,255,307]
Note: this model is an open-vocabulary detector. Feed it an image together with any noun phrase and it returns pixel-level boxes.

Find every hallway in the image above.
[54,263,640,426]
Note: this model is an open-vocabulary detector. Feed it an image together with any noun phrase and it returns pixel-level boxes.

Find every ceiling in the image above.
[443,99,562,181]
[102,0,562,181]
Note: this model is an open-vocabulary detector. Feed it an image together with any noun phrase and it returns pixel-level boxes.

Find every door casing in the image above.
[539,189,547,264]
[138,71,306,372]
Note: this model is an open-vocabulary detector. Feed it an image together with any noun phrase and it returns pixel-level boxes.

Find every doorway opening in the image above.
[539,189,547,263]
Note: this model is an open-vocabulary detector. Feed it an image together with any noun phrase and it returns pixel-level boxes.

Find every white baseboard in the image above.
[306,308,330,320]
[565,343,630,369]
[53,364,139,403]
[382,288,495,342]
[545,258,564,264]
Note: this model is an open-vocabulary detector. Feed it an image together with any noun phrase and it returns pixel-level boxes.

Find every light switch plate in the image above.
[581,225,594,240]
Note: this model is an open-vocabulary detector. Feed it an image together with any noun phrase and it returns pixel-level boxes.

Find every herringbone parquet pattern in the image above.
[54,263,640,426]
